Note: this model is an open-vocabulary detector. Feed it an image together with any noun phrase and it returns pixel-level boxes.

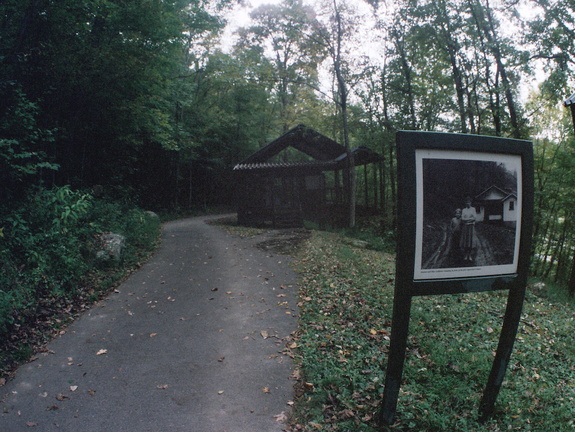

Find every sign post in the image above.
[379,131,533,426]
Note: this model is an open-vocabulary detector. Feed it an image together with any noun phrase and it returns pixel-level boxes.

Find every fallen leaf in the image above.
[55,394,68,401]
[262,387,271,393]
[261,330,269,339]
[370,329,378,335]
[211,287,218,292]
[88,390,96,396]
[26,422,38,427]
[70,386,78,392]
[149,333,157,338]
[338,408,355,419]
[274,411,288,422]
[156,384,169,389]
[96,349,108,356]
[218,390,224,395]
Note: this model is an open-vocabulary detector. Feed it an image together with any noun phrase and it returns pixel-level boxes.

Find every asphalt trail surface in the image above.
[0,216,299,432]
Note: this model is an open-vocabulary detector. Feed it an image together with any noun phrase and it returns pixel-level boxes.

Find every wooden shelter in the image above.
[233,124,383,228]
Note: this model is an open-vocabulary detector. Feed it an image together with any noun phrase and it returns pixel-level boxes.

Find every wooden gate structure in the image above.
[233,124,383,228]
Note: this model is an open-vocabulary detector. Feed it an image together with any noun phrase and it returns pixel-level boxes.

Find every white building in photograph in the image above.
[474,185,517,226]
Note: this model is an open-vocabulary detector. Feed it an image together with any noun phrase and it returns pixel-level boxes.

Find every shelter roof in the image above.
[233,160,338,175]
[234,124,382,173]
[238,124,347,164]
[565,93,575,107]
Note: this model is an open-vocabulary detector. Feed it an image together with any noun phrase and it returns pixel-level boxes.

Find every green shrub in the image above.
[0,186,160,339]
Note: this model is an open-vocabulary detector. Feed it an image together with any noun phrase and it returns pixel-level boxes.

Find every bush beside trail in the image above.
[0,186,161,379]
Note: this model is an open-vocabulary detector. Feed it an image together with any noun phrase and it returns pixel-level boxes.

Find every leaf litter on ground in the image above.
[284,230,575,432]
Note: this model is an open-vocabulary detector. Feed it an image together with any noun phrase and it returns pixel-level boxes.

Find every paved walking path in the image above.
[0,216,299,432]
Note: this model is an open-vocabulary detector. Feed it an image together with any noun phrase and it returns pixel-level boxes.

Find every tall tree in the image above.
[0,0,234,208]
[527,0,575,102]
[235,0,322,134]
[427,0,471,132]
[465,0,528,138]
[313,0,364,227]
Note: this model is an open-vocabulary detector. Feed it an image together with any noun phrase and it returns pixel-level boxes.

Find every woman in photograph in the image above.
[460,197,476,262]
[447,208,462,257]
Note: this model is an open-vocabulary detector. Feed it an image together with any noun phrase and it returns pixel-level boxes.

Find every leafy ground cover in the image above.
[285,229,575,431]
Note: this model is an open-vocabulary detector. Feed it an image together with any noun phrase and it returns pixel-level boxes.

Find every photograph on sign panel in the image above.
[414,150,522,280]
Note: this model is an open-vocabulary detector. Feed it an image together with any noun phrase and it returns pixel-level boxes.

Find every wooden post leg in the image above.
[379,292,412,426]
[479,281,526,422]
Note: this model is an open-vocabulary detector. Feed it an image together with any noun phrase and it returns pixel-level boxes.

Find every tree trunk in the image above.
[392,31,417,129]
[333,0,355,228]
[568,256,575,297]
[467,0,522,138]
[432,0,468,133]
[553,219,569,282]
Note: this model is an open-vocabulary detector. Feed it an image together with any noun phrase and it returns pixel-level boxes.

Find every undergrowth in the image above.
[0,186,161,379]
[289,230,575,432]
[304,214,396,253]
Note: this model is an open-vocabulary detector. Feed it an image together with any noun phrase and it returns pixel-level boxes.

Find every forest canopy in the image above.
[1,0,575,288]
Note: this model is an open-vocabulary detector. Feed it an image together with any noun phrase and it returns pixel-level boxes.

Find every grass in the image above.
[285,230,575,431]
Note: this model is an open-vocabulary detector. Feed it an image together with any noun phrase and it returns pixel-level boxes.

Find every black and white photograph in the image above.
[414,150,522,280]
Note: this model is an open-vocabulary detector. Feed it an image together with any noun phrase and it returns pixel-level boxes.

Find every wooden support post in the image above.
[364,164,369,208]
[479,279,527,421]
[379,290,412,426]
[373,162,378,209]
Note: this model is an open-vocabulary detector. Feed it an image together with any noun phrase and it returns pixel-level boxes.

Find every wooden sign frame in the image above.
[379,131,534,425]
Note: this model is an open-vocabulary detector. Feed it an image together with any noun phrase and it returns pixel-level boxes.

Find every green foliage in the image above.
[526,89,575,290]
[290,230,575,431]
[0,0,230,210]
[0,83,59,201]
[2,186,93,299]
[0,186,160,341]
